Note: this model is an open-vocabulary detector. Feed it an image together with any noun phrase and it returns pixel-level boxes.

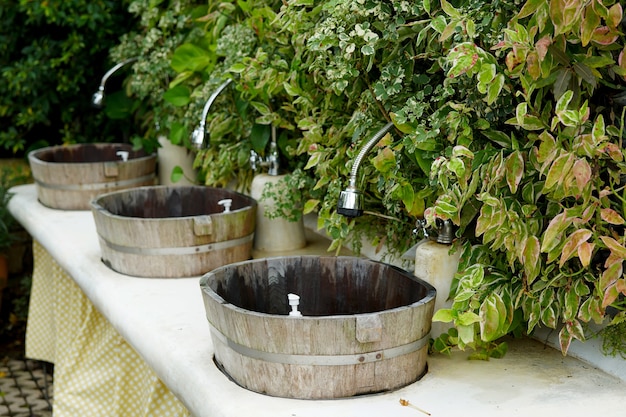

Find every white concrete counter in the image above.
[9,184,625,416]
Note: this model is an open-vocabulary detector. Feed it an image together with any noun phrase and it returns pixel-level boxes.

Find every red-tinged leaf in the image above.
[607,3,623,29]
[522,235,541,285]
[526,51,541,79]
[601,208,625,225]
[505,151,524,193]
[545,152,574,189]
[591,26,619,45]
[578,241,595,267]
[605,253,623,269]
[600,236,626,258]
[559,229,593,267]
[567,319,585,341]
[541,212,568,253]
[604,142,624,162]
[617,278,626,295]
[602,282,620,308]
[571,158,592,192]
[559,326,572,355]
[600,261,622,290]
[535,35,551,60]
[537,131,557,162]
[573,133,597,158]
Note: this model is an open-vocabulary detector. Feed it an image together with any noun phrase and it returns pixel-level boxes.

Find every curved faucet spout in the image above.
[92,57,139,108]
[191,78,233,150]
[337,121,394,218]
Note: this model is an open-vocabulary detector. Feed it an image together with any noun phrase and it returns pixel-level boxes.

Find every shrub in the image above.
[0,0,137,156]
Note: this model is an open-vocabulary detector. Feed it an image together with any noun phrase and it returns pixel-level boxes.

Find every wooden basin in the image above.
[91,186,257,278]
[28,143,156,210]
[200,256,436,399]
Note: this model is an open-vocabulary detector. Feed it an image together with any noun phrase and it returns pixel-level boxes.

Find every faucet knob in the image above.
[250,150,261,171]
[218,199,232,213]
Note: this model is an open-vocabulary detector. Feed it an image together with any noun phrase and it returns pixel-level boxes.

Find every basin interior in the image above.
[94,186,255,219]
[207,256,432,316]
[32,143,149,163]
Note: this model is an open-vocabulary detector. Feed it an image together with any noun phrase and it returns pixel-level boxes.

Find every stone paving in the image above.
[0,358,52,417]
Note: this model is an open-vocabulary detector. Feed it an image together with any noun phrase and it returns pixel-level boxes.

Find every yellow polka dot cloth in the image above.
[25,241,190,417]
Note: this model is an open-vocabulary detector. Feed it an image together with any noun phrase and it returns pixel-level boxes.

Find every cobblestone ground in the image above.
[0,358,53,417]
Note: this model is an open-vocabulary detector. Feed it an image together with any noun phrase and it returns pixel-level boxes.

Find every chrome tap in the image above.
[337,121,394,217]
[191,78,233,150]
[92,57,138,108]
[414,218,455,245]
[250,125,280,176]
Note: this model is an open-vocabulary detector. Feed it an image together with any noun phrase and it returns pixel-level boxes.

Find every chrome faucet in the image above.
[250,125,280,176]
[191,78,233,150]
[337,121,394,217]
[414,218,455,245]
[92,57,138,108]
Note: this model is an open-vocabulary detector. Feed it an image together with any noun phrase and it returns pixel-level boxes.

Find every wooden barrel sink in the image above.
[91,186,257,278]
[200,256,436,399]
[28,143,157,210]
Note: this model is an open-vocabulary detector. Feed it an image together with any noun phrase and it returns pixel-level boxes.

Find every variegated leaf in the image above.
[600,236,626,259]
[601,208,625,225]
[577,241,595,267]
[505,151,524,193]
[559,229,593,267]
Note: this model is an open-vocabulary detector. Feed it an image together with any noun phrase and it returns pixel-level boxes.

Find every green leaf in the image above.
[541,212,568,253]
[304,152,323,170]
[487,74,505,105]
[250,123,271,154]
[103,91,136,119]
[521,236,541,285]
[168,122,187,146]
[372,147,396,173]
[440,0,461,18]
[250,101,271,116]
[170,166,184,183]
[163,85,191,107]
[457,311,481,326]
[517,0,545,19]
[479,293,508,342]
[303,199,319,214]
[545,152,574,190]
[541,305,557,328]
[504,151,524,193]
[171,43,212,72]
[433,308,455,323]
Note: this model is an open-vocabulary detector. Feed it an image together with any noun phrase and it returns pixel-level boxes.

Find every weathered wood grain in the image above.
[29,143,157,210]
[200,256,436,399]
[91,186,257,277]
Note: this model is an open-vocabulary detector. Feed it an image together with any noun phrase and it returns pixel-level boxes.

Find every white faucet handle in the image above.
[217,199,232,213]
[116,150,129,162]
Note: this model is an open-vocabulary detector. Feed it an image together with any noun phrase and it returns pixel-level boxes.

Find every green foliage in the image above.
[0,0,137,155]
[105,0,626,357]
[108,0,213,154]
[429,0,626,355]
[0,166,29,253]
[260,169,315,222]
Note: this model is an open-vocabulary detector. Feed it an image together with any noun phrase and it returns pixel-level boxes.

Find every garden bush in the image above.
[0,0,137,156]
